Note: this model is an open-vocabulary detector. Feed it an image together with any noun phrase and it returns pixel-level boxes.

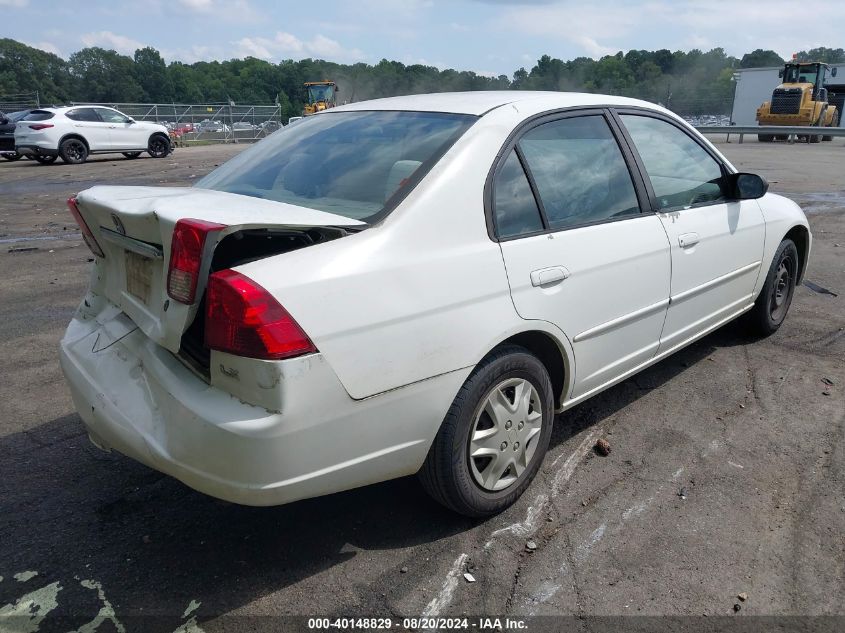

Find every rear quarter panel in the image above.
[237,112,539,400]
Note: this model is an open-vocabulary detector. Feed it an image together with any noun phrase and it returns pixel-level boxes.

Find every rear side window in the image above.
[620,115,727,210]
[493,151,544,238]
[66,108,101,122]
[518,115,640,231]
[23,110,54,121]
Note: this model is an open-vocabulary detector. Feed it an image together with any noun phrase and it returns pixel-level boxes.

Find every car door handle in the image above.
[678,232,700,248]
[530,266,570,287]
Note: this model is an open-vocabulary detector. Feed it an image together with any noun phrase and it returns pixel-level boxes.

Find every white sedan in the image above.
[60,92,810,516]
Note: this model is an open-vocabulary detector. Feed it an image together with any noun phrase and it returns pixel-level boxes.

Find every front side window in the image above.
[492,150,544,238]
[517,115,641,231]
[66,108,101,122]
[621,114,727,211]
[197,111,475,221]
[97,109,132,124]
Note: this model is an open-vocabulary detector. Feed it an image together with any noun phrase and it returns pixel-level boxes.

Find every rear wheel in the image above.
[147,135,170,158]
[122,151,142,159]
[33,154,57,164]
[2,152,22,161]
[418,345,554,517]
[746,239,798,336]
[59,138,88,164]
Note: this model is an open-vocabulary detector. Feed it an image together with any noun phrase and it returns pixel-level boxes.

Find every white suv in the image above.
[15,106,171,165]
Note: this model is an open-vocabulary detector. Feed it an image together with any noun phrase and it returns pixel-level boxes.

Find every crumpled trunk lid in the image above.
[74,185,363,354]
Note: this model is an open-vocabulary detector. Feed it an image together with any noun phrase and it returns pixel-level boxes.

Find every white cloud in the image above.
[234,32,365,63]
[25,40,62,56]
[493,0,845,60]
[176,0,254,17]
[80,31,145,55]
[0,0,28,7]
[178,0,214,11]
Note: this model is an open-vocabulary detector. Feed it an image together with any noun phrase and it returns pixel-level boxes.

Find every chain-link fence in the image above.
[68,102,284,143]
[0,92,40,114]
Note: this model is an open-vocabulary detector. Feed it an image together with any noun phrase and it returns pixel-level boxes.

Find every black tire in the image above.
[2,152,22,161]
[809,134,821,144]
[59,138,88,164]
[746,239,799,336]
[418,345,554,517]
[33,154,57,164]
[123,151,142,159]
[148,134,170,158]
[757,134,774,142]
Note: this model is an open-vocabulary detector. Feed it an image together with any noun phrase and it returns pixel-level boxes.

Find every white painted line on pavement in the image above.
[75,579,126,633]
[0,581,61,633]
[421,553,468,618]
[551,427,604,496]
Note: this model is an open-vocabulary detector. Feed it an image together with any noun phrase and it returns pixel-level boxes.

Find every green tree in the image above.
[797,47,845,64]
[68,47,143,102]
[740,49,784,68]
[0,38,71,104]
[133,47,172,102]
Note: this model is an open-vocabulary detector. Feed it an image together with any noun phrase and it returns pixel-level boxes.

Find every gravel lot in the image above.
[0,140,842,632]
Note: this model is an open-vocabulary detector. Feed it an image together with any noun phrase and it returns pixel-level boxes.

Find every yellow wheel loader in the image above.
[756,61,839,143]
[303,81,338,115]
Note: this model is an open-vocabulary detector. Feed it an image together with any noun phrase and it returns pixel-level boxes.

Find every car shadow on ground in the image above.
[0,323,750,630]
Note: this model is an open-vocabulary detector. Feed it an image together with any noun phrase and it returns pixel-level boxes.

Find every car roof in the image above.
[39,105,120,113]
[331,91,665,116]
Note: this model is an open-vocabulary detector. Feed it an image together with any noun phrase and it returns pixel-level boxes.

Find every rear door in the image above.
[494,110,672,402]
[66,108,111,150]
[615,111,766,354]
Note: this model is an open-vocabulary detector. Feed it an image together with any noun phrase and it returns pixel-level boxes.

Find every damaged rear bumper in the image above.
[59,299,467,506]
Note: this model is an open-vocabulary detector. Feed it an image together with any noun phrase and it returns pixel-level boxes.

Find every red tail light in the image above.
[67,197,105,258]
[167,219,226,304]
[29,123,54,130]
[205,269,317,360]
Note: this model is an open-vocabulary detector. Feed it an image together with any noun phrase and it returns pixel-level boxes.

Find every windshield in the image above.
[196,110,476,221]
[784,65,820,84]
[3,110,29,123]
[308,85,335,103]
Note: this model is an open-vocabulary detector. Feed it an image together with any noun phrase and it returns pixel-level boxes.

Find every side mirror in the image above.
[778,69,784,79]
[127,118,136,124]
[832,67,838,78]
[730,172,768,200]
[0,115,8,126]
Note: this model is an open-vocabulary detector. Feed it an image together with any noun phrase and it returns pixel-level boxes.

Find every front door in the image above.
[494,112,672,403]
[97,109,141,150]
[616,112,766,354]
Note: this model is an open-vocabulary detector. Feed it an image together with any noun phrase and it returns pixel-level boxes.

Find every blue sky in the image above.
[3,0,844,76]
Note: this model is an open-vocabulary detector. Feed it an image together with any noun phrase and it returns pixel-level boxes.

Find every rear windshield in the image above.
[196,111,476,222]
[23,110,55,121]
